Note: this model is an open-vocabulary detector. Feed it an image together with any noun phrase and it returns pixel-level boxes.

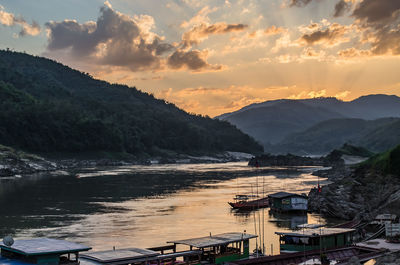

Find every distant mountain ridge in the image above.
[216,95,400,154]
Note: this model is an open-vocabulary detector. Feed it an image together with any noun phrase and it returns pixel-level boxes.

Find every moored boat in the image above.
[228,195,269,210]
[1,232,257,265]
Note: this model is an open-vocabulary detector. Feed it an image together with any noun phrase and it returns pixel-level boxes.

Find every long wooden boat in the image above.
[228,195,269,210]
[0,232,258,265]
[228,246,387,265]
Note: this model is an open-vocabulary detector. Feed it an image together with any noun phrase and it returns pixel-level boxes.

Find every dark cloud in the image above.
[334,0,351,17]
[167,50,221,71]
[300,23,348,45]
[0,6,41,36]
[45,3,229,72]
[352,0,400,55]
[289,0,313,7]
[45,3,173,71]
[353,0,400,24]
[182,22,248,48]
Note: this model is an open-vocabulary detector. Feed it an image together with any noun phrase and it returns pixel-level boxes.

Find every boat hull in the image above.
[228,197,269,210]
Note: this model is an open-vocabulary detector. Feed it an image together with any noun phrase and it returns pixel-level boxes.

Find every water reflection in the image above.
[0,162,332,255]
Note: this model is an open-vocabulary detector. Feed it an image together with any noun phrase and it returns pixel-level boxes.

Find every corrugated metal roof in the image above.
[268,192,307,199]
[168,232,257,248]
[275,228,355,237]
[0,238,91,256]
[81,248,159,263]
[0,256,32,265]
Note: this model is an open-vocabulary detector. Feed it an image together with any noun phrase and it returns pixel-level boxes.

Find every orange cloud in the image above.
[182,22,248,48]
[0,5,41,36]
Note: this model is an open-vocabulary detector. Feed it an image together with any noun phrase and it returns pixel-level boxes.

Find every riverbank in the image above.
[0,145,58,177]
[0,144,255,178]
[308,145,400,221]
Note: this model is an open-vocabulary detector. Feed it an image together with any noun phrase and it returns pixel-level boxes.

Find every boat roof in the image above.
[275,228,355,237]
[0,238,91,256]
[80,248,159,264]
[167,232,257,248]
[0,256,32,265]
[268,192,307,199]
[296,224,324,229]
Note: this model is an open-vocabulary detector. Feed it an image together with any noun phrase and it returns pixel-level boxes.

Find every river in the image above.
[0,162,334,255]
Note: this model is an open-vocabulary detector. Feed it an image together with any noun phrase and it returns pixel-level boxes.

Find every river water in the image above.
[0,162,333,255]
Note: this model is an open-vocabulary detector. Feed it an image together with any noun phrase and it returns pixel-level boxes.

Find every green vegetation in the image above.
[331,143,374,158]
[0,50,263,157]
[360,144,400,176]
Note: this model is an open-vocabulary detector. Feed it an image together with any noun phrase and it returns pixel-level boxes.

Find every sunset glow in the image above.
[1,0,399,116]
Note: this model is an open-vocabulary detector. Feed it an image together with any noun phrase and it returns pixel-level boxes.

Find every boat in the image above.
[0,232,258,265]
[228,195,269,210]
[275,227,355,253]
[228,245,387,265]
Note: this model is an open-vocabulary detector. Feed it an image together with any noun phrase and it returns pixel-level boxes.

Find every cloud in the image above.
[44,2,236,73]
[264,25,286,36]
[288,0,313,7]
[182,22,248,48]
[45,4,173,71]
[335,90,351,99]
[334,0,352,17]
[0,5,41,36]
[352,0,400,55]
[156,85,295,116]
[289,89,327,99]
[167,49,222,71]
[180,6,217,29]
[299,22,350,46]
[337,47,371,58]
[352,0,400,24]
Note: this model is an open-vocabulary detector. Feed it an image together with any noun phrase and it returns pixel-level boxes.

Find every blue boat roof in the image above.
[0,256,32,265]
[0,238,91,256]
[81,248,159,264]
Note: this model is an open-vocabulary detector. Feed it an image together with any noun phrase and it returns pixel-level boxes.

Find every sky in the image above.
[0,0,399,117]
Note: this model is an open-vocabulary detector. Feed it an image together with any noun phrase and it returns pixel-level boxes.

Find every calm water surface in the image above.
[0,162,333,254]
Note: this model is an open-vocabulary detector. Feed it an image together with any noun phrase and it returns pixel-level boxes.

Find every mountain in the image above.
[217,95,400,150]
[218,100,345,145]
[272,118,400,155]
[0,50,263,157]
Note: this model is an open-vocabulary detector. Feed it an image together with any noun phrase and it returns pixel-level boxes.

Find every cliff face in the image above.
[308,145,400,220]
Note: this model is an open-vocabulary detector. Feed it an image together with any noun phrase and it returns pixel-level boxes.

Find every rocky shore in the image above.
[308,146,400,221]
[0,145,58,177]
[0,144,254,178]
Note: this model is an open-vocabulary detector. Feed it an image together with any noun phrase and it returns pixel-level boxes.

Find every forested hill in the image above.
[0,50,263,157]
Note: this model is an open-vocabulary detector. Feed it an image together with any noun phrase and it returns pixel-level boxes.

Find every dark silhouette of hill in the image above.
[216,95,400,151]
[0,50,263,157]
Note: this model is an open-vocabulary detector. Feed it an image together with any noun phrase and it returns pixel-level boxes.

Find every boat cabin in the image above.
[268,192,307,212]
[167,232,257,264]
[275,228,355,252]
[0,238,91,265]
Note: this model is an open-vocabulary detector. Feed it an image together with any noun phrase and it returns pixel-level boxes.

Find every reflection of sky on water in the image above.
[0,162,333,255]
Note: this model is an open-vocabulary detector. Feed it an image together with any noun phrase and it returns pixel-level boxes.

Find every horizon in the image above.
[1,0,399,116]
